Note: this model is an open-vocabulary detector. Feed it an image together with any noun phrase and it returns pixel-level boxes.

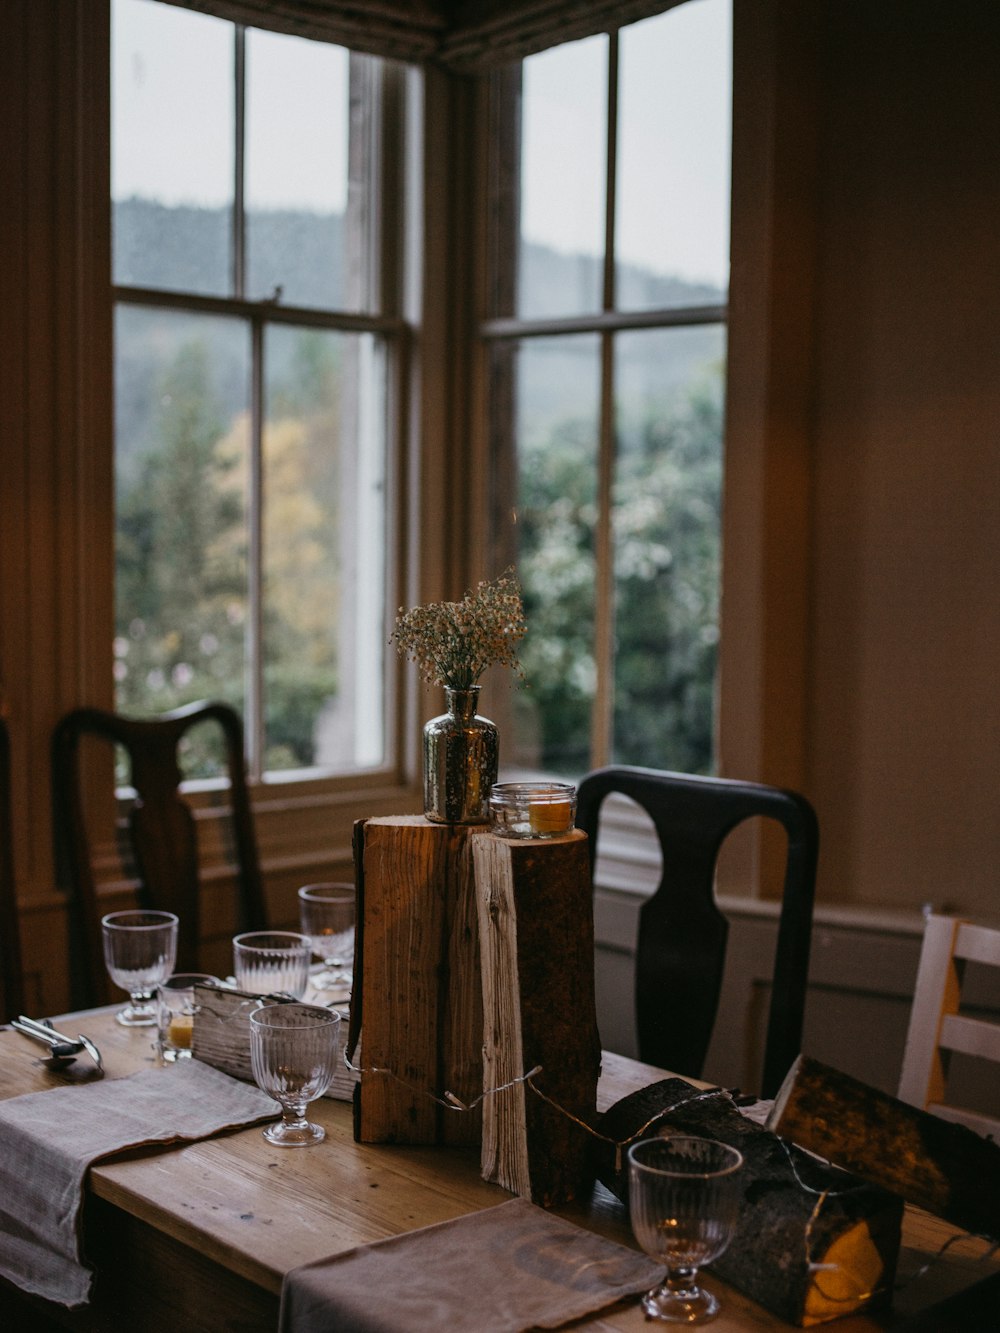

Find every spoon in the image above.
[12,1016,104,1074]
[11,1020,81,1069]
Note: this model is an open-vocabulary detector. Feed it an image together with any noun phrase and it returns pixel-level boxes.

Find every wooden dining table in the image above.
[0,1003,996,1333]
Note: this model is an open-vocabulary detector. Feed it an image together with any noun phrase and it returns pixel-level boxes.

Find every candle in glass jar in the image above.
[528,794,574,835]
[489,782,577,838]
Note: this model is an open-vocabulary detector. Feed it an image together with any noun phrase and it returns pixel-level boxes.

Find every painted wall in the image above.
[807,2,1000,913]
[723,1,1000,918]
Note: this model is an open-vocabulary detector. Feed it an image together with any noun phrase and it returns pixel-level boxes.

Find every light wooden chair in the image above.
[898,913,1000,1139]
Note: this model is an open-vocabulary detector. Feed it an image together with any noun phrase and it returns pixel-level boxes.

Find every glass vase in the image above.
[423,686,499,824]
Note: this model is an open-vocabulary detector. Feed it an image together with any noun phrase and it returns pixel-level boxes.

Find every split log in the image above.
[768,1055,1000,1239]
[473,829,601,1207]
[190,982,359,1101]
[351,816,485,1146]
[595,1077,903,1327]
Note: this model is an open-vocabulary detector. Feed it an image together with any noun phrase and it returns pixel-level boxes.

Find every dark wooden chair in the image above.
[0,716,25,1022]
[576,765,819,1098]
[52,700,267,1007]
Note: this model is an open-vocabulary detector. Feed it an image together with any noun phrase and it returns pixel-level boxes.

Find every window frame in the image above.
[478,19,730,775]
[111,14,413,789]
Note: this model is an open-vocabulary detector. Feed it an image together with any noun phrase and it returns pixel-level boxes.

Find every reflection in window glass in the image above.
[500,336,601,773]
[114,306,249,776]
[112,0,234,295]
[262,328,387,772]
[246,31,353,309]
[612,325,725,770]
[617,0,731,309]
[519,37,607,319]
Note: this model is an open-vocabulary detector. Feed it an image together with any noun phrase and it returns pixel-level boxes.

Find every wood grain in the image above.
[354,816,486,1145]
[474,829,602,1205]
[1,1013,998,1330]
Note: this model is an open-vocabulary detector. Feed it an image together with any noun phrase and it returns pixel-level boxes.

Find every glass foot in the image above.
[116,1003,157,1027]
[312,967,353,991]
[262,1120,326,1147]
[641,1282,720,1324]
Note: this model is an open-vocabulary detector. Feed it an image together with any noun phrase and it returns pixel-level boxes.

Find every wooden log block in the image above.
[768,1055,1000,1240]
[473,828,601,1207]
[594,1077,904,1327]
[351,816,484,1146]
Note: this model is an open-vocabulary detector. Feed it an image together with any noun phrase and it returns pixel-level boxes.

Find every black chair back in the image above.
[52,700,267,1007]
[0,717,25,1021]
[576,765,818,1098]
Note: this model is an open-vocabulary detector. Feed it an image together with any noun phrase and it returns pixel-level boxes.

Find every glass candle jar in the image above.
[489,782,577,839]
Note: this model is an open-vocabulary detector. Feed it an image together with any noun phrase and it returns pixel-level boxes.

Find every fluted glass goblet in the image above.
[298,883,355,991]
[101,909,179,1027]
[249,1003,341,1147]
[628,1135,743,1324]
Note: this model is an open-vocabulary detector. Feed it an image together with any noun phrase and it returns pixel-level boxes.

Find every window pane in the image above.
[518,38,607,319]
[616,0,731,309]
[114,306,250,775]
[112,0,234,296]
[246,31,355,310]
[612,325,725,771]
[497,336,602,774]
[262,328,387,773]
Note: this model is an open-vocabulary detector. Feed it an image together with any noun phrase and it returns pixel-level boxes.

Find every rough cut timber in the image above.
[472,828,601,1207]
[595,1077,904,1327]
[352,816,485,1146]
[768,1055,1000,1240]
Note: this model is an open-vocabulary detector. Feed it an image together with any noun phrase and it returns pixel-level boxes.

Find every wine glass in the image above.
[297,883,355,991]
[627,1135,743,1324]
[232,931,312,999]
[249,1003,341,1147]
[101,909,179,1027]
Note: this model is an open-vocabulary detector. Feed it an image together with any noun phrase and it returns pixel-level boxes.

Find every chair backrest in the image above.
[52,700,267,1006]
[897,913,1000,1139]
[0,716,25,1022]
[576,765,819,1098]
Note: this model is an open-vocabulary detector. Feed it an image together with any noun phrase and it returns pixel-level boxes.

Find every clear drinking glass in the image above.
[101,909,179,1027]
[297,883,355,991]
[233,931,312,998]
[156,972,218,1061]
[628,1135,743,1324]
[249,1002,341,1146]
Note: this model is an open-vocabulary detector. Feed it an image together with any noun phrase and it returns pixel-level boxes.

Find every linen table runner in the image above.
[0,1059,274,1306]
[280,1196,661,1332]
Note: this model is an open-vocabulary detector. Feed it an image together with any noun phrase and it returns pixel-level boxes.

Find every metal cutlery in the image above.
[12,1015,104,1074]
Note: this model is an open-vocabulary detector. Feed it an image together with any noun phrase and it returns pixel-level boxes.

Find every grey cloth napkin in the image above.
[280,1197,662,1332]
[0,1059,275,1307]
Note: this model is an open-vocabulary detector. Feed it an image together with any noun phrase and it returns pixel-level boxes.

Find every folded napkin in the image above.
[0,1059,275,1307]
[280,1197,662,1332]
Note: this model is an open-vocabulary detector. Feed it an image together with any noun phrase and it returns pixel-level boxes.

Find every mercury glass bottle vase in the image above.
[423,686,499,824]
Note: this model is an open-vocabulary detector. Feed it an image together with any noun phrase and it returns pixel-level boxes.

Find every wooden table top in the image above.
[1,1005,996,1332]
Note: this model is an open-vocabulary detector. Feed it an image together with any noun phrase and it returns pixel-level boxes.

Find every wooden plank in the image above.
[473,829,601,1206]
[768,1055,1000,1239]
[354,816,484,1145]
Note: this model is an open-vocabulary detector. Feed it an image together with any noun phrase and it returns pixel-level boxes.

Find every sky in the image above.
[112,0,730,289]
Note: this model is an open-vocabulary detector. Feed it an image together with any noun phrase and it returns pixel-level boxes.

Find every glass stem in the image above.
[664,1267,700,1298]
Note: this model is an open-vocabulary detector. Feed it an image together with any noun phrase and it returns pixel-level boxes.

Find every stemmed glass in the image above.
[628,1135,743,1324]
[297,883,356,991]
[101,909,179,1027]
[249,1003,341,1147]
